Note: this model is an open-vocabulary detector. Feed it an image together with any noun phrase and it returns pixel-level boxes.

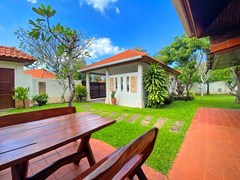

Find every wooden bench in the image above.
[0,106,76,127]
[75,128,159,180]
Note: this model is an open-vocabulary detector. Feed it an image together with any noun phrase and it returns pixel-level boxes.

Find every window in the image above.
[115,77,118,91]
[120,77,123,92]
[126,76,130,92]
[38,82,46,93]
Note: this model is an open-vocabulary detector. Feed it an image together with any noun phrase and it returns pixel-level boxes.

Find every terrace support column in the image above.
[86,72,91,101]
[105,68,110,104]
[137,62,144,108]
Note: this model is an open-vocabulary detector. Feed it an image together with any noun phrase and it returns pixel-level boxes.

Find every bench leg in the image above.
[136,167,147,180]
[74,135,96,166]
[11,161,29,180]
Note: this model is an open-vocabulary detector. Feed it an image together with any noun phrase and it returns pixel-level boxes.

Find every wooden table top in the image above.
[0,112,115,170]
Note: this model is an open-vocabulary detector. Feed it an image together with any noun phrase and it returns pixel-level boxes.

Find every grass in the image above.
[1,95,239,175]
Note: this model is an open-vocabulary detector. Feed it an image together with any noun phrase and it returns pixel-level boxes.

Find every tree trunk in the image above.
[207,82,210,94]
[200,82,204,97]
[186,84,189,97]
[67,52,75,107]
[230,67,240,104]
[61,88,67,103]
[236,88,240,103]
[57,79,68,103]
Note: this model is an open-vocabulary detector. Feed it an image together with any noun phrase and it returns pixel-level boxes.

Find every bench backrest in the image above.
[0,106,76,128]
[80,128,158,180]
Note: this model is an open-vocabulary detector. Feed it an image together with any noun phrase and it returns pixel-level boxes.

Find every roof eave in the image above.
[172,0,196,37]
[79,56,142,73]
[0,56,36,65]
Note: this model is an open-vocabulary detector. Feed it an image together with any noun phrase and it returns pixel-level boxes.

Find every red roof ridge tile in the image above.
[81,49,147,70]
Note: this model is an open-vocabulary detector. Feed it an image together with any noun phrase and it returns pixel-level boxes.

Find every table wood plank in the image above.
[0,112,115,171]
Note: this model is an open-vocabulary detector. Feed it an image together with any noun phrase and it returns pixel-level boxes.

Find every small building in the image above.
[0,46,36,109]
[79,49,180,108]
[0,45,73,109]
[24,69,71,103]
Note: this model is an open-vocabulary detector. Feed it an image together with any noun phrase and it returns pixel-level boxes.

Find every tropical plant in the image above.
[111,91,116,99]
[143,64,168,108]
[27,4,91,106]
[75,84,87,102]
[33,93,49,106]
[12,87,29,108]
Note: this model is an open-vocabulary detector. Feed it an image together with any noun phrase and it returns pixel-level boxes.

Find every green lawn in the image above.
[1,95,239,174]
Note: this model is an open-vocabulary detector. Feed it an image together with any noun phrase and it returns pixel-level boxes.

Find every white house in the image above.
[79,49,180,108]
[0,46,36,109]
[0,46,72,109]
[24,69,71,103]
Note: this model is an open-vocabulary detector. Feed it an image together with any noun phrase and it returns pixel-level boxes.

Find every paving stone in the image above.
[108,112,118,117]
[170,121,184,132]
[100,112,108,116]
[82,104,90,111]
[116,113,129,121]
[141,116,153,126]
[128,114,141,123]
[154,118,167,128]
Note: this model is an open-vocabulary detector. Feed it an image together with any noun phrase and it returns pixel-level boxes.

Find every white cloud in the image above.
[88,37,124,59]
[115,7,120,14]
[80,0,119,13]
[27,0,37,4]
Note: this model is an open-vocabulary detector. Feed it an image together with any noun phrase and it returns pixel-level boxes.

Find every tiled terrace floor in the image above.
[0,139,164,180]
[169,107,240,180]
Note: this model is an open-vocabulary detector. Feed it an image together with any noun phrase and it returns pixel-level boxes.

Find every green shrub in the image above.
[75,84,87,102]
[12,87,29,108]
[143,64,168,108]
[111,91,116,99]
[163,94,173,105]
[33,93,49,106]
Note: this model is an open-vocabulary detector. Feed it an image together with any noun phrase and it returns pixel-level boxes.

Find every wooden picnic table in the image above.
[0,112,116,180]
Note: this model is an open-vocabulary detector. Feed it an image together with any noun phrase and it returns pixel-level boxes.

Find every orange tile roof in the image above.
[24,69,56,79]
[81,49,181,75]
[0,45,36,64]
[82,49,147,70]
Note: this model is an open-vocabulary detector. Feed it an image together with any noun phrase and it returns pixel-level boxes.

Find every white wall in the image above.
[32,79,73,103]
[191,81,231,94]
[0,60,76,106]
[109,72,139,108]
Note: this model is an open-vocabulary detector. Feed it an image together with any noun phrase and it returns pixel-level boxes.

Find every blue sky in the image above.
[0,0,184,64]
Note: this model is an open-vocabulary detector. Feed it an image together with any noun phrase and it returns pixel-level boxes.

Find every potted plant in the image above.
[111,91,117,105]
[75,84,87,102]
[33,93,49,106]
[12,86,30,108]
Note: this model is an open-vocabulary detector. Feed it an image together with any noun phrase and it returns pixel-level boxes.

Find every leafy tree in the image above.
[15,28,86,102]
[28,4,91,106]
[91,75,102,82]
[206,68,232,94]
[133,47,147,52]
[155,34,209,97]
[143,64,168,108]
